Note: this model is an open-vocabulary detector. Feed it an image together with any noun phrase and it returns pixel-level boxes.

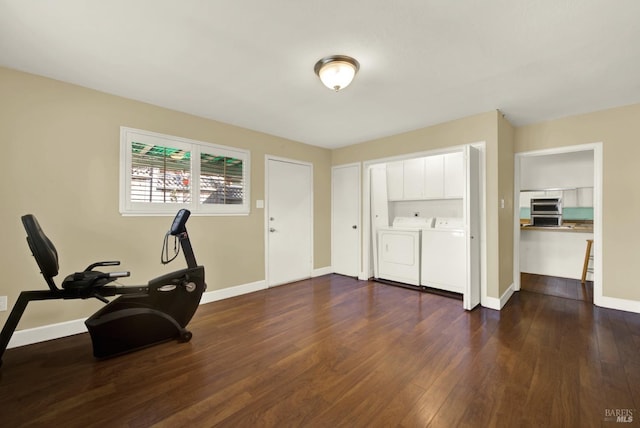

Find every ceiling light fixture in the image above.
[314,55,360,92]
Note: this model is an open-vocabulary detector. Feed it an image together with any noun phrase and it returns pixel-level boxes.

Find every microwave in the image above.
[530,197,562,226]
[530,197,562,215]
[531,215,562,227]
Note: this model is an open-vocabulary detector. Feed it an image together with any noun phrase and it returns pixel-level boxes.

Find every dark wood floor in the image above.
[521,272,594,303]
[1,274,639,427]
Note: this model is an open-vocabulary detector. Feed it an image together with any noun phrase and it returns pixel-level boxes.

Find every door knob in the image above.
[352,225,357,229]
[270,228,276,232]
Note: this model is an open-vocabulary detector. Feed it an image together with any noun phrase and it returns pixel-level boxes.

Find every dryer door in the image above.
[377,229,421,286]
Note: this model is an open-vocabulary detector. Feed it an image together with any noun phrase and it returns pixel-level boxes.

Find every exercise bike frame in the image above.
[0,209,205,367]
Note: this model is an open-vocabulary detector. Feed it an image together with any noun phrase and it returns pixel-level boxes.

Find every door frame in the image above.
[513,142,603,305]
[361,142,488,308]
[264,155,314,287]
[331,162,362,277]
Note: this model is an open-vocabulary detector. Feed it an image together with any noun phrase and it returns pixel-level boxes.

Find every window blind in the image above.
[131,142,191,204]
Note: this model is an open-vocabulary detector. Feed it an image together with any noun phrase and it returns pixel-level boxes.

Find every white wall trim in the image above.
[7,318,88,349]
[483,297,501,311]
[483,282,515,310]
[313,267,333,277]
[199,280,267,304]
[500,283,516,309]
[596,296,640,314]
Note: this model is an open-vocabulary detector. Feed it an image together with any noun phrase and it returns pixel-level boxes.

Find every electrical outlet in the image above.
[0,296,7,312]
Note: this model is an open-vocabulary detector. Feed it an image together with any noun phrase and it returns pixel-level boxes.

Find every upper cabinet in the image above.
[444,152,464,198]
[386,161,404,201]
[520,150,594,190]
[403,157,426,199]
[562,187,594,207]
[386,151,463,201]
[424,155,444,198]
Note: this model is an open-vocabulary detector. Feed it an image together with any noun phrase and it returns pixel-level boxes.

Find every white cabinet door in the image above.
[371,165,390,278]
[403,157,425,199]
[464,145,481,310]
[520,191,533,208]
[386,161,404,201]
[444,152,464,198]
[577,187,594,207]
[563,189,578,207]
[424,155,444,198]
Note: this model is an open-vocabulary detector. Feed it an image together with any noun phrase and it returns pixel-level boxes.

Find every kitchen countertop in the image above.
[520,221,593,233]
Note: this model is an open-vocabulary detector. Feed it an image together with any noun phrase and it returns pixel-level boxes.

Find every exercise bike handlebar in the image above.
[106,271,131,279]
[85,261,120,271]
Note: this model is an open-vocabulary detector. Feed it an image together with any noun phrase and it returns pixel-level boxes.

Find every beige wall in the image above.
[515,103,640,301]
[332,111,506,301]
[0,67,331,329]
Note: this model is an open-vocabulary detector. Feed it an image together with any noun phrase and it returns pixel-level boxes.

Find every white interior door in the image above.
[266,157,313,287]
[464,145,481,309]
[370,164,389,278]
[332,163,360,277]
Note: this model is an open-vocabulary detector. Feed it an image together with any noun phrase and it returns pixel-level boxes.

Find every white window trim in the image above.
[120,127,251,216]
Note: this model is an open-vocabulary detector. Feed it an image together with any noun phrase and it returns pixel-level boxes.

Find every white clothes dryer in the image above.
[377,217,433,286]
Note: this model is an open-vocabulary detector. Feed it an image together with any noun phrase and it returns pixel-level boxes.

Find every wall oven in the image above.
[530,197,562,226]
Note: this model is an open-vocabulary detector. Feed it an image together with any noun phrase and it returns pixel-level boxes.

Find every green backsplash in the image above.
[520,207,593,220]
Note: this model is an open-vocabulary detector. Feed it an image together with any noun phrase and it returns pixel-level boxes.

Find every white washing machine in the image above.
[421,217,466,293]
[377,217,434,286]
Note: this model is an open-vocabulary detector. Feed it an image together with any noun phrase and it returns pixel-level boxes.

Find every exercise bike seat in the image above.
[21,214,59,291]
[61,270,114,292]
[22,214,128,298]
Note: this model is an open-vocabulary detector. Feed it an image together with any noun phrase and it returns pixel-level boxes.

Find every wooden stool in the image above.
[581,239,594,284]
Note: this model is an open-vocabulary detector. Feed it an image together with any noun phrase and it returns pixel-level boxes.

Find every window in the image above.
[120,127,250,215]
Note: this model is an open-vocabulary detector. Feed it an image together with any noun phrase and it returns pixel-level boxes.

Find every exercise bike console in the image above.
[170,208,190,235]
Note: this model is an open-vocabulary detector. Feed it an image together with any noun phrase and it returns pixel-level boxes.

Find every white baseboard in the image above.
[595,295,640,314]
[7,318,88,349]
[483,283,515,311]
[199,280,267,305]
[312,266,332,277]
[483,297,500,310]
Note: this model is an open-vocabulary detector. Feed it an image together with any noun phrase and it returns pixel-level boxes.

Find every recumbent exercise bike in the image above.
[0,209,206,368]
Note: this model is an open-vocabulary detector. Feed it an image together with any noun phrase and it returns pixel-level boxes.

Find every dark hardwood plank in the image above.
[1,274,639,427]
[521,272,594,303]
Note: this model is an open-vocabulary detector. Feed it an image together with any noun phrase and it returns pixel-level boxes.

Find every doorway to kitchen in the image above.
[513,143,602,305]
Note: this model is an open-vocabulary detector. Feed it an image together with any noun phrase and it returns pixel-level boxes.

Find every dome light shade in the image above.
[314,55,360,91]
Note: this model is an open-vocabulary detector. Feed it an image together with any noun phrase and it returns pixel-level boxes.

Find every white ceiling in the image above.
[2,1,639,149]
